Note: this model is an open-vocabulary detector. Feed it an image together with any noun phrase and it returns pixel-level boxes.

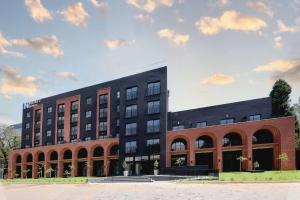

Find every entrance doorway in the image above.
[93,160,104,177]
[109,159,119,176]
[77,161,87,177]
[222,150,242,172]
[195,152,213,169]
[253,148,273,170]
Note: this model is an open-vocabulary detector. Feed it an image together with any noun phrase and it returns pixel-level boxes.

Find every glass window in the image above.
[147,81,160,96]
[35,121,40,129]
[249,114,261,121]
[147,139,160,146]
[126,86,138,100]
[86,97,92,105]
[86,111,92,118]
[125,105,137,118]
[171,139,187,151]
[125,141,137,154]
[117,105,120,113]
[46,130,52,137]
[125,123,137,136]
[58,104,65,113]
[25,123,30,129]
[71,101,79,111]
[147,101,160,114]
[196,121,207,128]
[26,111,30,118]
[71,113,78,123]
[35,110,41,119]
[58,116,64,125]
[195,136,213,148]
[99,94,108,104]
[172,125,184,131]
[99,108,108,118]
[99,121,107,132]
[117,91,120,98]
[116,119,120,126]
[85,123,92,131]
[220,118,235,125]
[147,119,160,133]
[57,129,64,137]
[47,118,52,126]
[25,134,30,140]
[47,107,52,113]
[71,126,78,135]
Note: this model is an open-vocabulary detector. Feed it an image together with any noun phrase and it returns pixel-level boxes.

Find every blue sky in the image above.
[0,0,300,124]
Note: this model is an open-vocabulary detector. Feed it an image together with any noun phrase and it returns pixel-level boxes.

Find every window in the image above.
[125,105,137,118]
[46,130,52,137]
[117,91,120,99]
[99,108,108,118]
[117,105,120,113]
[147,81,160,96]
[71,101,79,111]
[147,119,160,133]
[71,113,78,123]
[196,121,207,128]
[47,118,52,126]
[147,101,160,114]
[249,114,261,121]
[85,123,92,131]
[125,141,137,154]
[220,118,235,125]
[58,104,65,113]
[35,110,41,118]
[125,123,137,136]
[26,111,30,118]
[86,111,92,118]
[99,122,107,132]
[171,139,187,151]
[86,97,92,105]
[116,119,120,126]
[172,125,184,131]
[35,121,41,129]
[126,86,138,100]
[147,139,160,146]
[99,94,108,104]
[25,123,30,129]
[58,116,64,125]
[71,126,78,135]
[57,129,64,137]
[47,107,52,113]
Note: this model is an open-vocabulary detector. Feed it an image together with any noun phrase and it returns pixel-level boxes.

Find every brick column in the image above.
[45,155,50,178]
[216,139,223,172]
[87,158,93,177]
[245,135,253,171]
[71,157,77,177]
[189,149,195,166]
[21,160,26,178]
[57,152,64,177]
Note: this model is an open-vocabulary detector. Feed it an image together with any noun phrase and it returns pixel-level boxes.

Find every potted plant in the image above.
[153,160,159,175]
[253,161,260,170]
[122,160,129,176]
[175,158,183,166]
[45,166,55,178]
[236,155,248,172]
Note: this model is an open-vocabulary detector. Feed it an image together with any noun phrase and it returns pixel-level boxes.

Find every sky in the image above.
[0,0,300,125]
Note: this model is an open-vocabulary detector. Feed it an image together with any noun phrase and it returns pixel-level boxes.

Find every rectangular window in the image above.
[86,97,92,105]
[58,104,65,113]
[57,128,64,137]
[25,123,30,129]
[58,116,64,125]
[147,101,160,114]
[47,107,52,113]
[26,111,30,118]
[125,123,137,136]
[46,130,52,137]
[71,101,79,111]
[35,121,41,129]
[99,94,108,104]
[125,105,137,118]
[126,86,138,100]
[47,118,52,126]
[117,91,120,99]
[147,119,160,133]
[99,122,107,132]
[71,113,78,123]
[99,108,108,118]
[116,119,120,126]
[25,134,29,140]
[172,125,184,131]
[117,105,120,113]
[71,126,78,136]
[86,111,92,118]
[85,123,92,131]
[125,141,137,154]
[147,139,160,146]
[249,114,261,121]
[147,81,160,96]
[220,118,235,125]
[196,121,207,128]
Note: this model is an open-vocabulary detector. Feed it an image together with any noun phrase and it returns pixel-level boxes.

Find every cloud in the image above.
[104,39,127,49]
[277,20,299,33]
[0,66,40,97]
[209,0,230,7]
[90,0,108,8]
[274,36,282,48]
[60,2,88,27]
[134,14,154,23]
[158,28,190,46]
[195,10,266,35]
[10,35,63,57]
[247,1,273,18]
[0,32,25,58]
[25,0,52,22]
[127,0,174,13]
[201,74,235,85]
[54,71,78,81]
[254,59,300,82]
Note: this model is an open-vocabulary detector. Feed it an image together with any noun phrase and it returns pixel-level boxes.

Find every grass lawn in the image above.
[0,177,89,184]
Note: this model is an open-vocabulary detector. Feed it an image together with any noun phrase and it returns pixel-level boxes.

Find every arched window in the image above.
[110,145,119,156]
[26,154,33,162]
[38,152,45,162]
[93,146,104,157]
[16,155,21,163]
[223,133,242,147]
[50,151,58,161]
[78,148,88,159]
[171,138,187,151]
[195,135,213,149]
[63,149,72,160]
[253,129,273,144]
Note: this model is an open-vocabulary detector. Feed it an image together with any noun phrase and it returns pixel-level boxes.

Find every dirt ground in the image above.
[1,182,300,200]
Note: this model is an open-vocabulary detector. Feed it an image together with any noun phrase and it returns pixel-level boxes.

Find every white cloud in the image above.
[25,0,52,22]
[90,0,108,8]
[104,39,127,49]
[201,73,235,85]
[177,17,184,23]
[0,32,25,58]
[127,0,174,13]
[54,71,78,81]
[277,20,299,33]
[158,28,190,46]
[0,66,40,97]
[247,1,273,18]
[274,36,282,48]
[60,2,88,27]
[134,14,154,23]
[11,35,63,57]
[195,10,266,35]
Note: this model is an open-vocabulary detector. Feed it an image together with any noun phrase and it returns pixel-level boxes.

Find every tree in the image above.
[253,161,260,170]
[269,79,292,117]
[236,156,248,172]
[175,158,183,166]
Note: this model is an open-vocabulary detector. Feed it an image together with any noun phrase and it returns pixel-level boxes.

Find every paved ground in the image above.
[1,182,300,200]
